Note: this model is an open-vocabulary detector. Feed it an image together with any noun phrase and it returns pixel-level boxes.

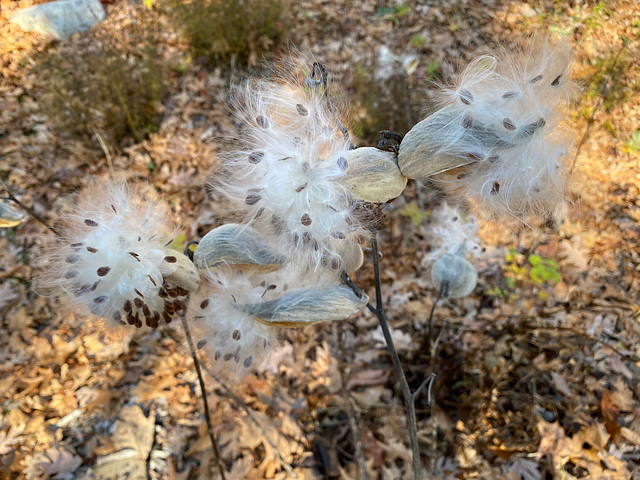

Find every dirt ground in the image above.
[1,0,640,478]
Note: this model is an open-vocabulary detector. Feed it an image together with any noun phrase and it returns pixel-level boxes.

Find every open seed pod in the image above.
[194,224,286,273]
[0,200,25,228]
[239,284,368,327]
[342,147,408,203]
[431,252,477,298]
[164,250,200,292]
[332,239,364,274]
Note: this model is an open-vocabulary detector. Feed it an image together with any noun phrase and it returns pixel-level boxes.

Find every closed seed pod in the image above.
[239,285,368,327]
[194,224,286,273]
[164,250,201,292]
[431,252,477,298]
[341,147,408,203]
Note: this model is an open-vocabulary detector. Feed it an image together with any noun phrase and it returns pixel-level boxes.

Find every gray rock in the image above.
[11,0,106,41]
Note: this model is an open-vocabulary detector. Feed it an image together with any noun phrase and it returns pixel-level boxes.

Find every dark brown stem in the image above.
[179,316,227,480]
[367,235,422,480]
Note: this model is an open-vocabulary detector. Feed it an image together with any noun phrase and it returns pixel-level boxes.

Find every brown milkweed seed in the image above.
[249,151,264,164]
[459,89,473,105]
[503,118,516,130]
[245,193,261,205]
[97,266,111,277]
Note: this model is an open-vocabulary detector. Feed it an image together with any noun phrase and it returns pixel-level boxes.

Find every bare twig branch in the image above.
[367,235,423,479]
[179,316,227,480]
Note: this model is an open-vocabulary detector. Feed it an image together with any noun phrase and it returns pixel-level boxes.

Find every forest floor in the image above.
[1,0,640,478]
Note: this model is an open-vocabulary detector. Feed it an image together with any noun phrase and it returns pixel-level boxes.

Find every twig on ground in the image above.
[570,44,625,174]
[336,323,370,480]
[179,316,227,480]
[209,372,302,480]
[91,127,114,177]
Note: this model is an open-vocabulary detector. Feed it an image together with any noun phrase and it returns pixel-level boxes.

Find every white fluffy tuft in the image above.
[423,202,482,265]
[430,37,579,222]
[190,263,344,377]
[212,58,366,269]
[37,180,191,331]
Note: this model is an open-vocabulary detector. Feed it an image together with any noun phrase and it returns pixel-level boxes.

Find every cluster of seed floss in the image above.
[190,271,279,375]
[212,65,364,270]
[40,182,196,332]
[432,38,578,221]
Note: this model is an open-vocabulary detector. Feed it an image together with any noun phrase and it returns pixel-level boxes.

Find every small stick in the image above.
[209,372,302,480]
[570,44,625,174]
[336,323,370,480]
[368,235,422,479]
[179,316,227,480]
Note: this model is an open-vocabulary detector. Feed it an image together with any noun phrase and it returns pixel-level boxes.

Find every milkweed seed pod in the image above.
[342,147,407,203]
[37,180,199,331]
[431,251,478,299]
[399,37,578,221]
[211,58,369,271]
[0,200,25,228]
[193,224,287,274]
[190,267,368,377]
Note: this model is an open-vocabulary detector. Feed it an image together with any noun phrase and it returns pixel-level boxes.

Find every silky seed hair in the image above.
[189,269,281,378]
[211,56,367,270]
[422,202,482,265]
[37,180,194,332]
[429,36,578,222]
[189,261,347,377]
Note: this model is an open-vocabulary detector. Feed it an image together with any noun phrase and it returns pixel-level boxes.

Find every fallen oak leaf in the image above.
[23,447,82,480]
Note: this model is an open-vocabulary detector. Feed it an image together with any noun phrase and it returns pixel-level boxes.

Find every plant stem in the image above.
[179,315,227,480]
[368,235,422,480]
